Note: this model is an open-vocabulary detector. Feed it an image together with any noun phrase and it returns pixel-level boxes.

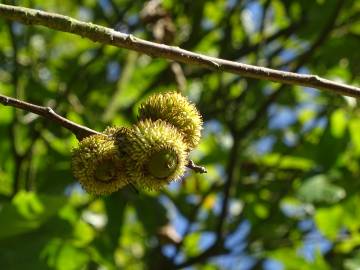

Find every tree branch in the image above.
[0,4,359,98]
[0,94,100,140]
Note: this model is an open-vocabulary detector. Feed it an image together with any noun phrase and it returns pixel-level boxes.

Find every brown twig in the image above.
[0,94,100,140]
[0,4,359,98]
[186,160,207,174]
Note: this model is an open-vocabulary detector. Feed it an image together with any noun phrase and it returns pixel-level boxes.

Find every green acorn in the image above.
[138,91,203,151]
[114,119,187,190]
[71,134,128,195]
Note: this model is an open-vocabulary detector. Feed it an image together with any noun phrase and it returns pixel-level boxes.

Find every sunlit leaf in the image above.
[298,175,345,204]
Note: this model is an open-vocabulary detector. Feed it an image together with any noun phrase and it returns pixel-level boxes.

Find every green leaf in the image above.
[315,195,360,241]
[268,247,330,270]
[330,109,347,138]
[315,205,343,240]
[42,240,90,270]
[0,216,72,269]
[298,175,345,204]
[183,232,201,257]
[315,109,349,170]
[259,153,315,170]
[0,191,66,239]
[349,118,360,156]
[345,251,360,270]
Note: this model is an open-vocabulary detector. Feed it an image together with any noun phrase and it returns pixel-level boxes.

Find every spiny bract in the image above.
[71,134,128,195]
[138,91,203,151]
[114,119,187,190]
[103,126,129,139]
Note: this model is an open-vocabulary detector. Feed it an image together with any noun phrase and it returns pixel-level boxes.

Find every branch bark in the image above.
[0,4,359,98]
[0,94,101,140]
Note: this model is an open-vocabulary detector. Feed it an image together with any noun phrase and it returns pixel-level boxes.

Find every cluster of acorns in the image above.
[71,91,203,195]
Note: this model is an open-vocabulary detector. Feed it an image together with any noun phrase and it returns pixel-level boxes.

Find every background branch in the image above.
[0,4,359,98]
[6,19,22,197]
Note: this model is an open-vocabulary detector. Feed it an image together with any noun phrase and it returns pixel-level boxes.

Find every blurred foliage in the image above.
[0,0,360,269]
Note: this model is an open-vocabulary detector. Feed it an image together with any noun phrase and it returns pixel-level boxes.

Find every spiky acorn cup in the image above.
[71,134,128,195]
[113,119,187,190]
[138,91,203,151]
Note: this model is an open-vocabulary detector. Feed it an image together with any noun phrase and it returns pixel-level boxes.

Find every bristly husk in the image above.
[71,134,128,195]
[114,119,188,190]
[138,91,203,151]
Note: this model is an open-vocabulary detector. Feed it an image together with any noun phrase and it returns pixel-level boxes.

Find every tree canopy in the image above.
[0,0,360,269]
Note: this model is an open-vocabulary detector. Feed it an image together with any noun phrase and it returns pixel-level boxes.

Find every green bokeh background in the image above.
[0,0,360,269]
